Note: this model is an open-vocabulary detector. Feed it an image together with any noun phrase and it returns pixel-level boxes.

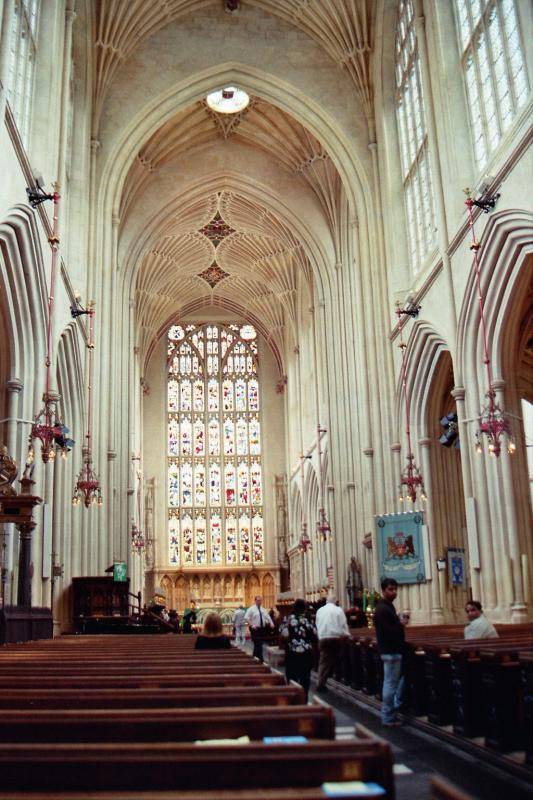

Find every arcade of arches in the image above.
[0,0,532,632]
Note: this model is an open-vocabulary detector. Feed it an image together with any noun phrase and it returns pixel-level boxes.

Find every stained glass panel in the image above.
[193,417,205,456]
[210,462,221,504]
[169,516,180,565]
[239,513,251,564]
[211,513,222,563]
[226,514,237,563]
[208,417,220,455]
[182,514,194,564]
[168,418,179,456]
[238,461,249,505]
[181,417,192,456]
[195,514,207,564]
[252,513,264,564]
[168,380,178,412]
[249,416,260,455]
[224,418,235,455]
[236,416,248,455]
[167,323,264,566]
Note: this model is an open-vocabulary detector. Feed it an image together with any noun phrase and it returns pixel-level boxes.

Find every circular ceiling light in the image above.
[206,86,250,114]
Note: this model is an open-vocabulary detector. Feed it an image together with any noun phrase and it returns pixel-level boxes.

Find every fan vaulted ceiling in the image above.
[93,1,376,368]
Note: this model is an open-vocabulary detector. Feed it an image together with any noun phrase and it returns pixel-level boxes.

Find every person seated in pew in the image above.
[182,600,198,634]
[464,601,499,640]
[195,612,232,649]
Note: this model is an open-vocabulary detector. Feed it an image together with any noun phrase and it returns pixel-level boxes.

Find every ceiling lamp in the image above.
[396,302,427,505]
[26,181,74,464]
[464,189,514,457]
[72,301,102,507]
[206,86,250,114]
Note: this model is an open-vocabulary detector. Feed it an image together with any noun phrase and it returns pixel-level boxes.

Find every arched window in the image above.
[167,323,264,567]
[7,0,40,144]
[395,0,437,274]
[454,0,529,171]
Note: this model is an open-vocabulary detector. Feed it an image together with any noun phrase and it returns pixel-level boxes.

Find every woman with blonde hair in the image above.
[195,611,231,649]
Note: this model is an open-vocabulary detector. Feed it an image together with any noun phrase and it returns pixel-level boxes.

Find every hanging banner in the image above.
[447,546,466,587]
[375,512,426,584]
[113,562,128,582]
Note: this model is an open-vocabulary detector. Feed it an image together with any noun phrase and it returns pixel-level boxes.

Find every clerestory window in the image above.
[454,0,529,171]
[167,323,264,568]
[395,0,437,274]
[7,0,40,145]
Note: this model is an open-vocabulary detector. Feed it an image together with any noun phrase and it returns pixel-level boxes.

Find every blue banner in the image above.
[375,512,426,584]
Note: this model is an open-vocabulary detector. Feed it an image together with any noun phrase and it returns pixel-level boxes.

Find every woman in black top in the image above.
[279,598,317,700]
[194,611,231,649]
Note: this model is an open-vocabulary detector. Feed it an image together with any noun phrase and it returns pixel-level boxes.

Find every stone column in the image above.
[419,436,444,622]
[17,521,35,607]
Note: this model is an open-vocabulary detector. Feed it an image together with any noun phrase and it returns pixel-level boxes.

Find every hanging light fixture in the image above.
[131,523,146,555]
[130,456,145,555]
[72,301,102,507]
[206,86,250,114]
[464,189,514,457]
[316,425,332,542]
[396,302,426,504]
[26,182,74,464]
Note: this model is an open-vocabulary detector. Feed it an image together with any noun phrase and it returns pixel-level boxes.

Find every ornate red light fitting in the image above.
[131,523,146,555]
[26,182,74,465]
[395,302,426,505]
[464,190,515,458]
[72,301,102,507]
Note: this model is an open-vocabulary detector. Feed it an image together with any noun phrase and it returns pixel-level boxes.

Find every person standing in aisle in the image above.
[374,578,407,727]
[233,604,247,647]
[244,595,273,661]
[315,594,350,692]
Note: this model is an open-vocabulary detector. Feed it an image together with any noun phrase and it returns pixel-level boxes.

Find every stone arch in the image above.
[262,573,275,609]
[175,574,188,612]
[159,574,173,608]
[246,572,260,605]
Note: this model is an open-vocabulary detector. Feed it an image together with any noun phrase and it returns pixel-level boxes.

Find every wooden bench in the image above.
[0,704,336,743]
[0,740,395,796]
[0,684,305,709]
[0,672,285,689]
[0,788,388,800]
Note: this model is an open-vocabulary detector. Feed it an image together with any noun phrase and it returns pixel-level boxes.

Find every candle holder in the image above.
[365,608,375,628]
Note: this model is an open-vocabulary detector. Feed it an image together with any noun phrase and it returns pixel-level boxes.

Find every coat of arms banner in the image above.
[375,512,426,584]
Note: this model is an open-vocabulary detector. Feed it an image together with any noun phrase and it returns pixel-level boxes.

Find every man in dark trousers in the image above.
[374,578,407,727]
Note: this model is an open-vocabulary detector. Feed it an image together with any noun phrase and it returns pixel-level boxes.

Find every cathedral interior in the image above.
[0,0,532,634]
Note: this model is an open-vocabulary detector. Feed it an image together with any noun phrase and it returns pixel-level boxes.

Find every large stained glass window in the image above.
[167,323,264,567]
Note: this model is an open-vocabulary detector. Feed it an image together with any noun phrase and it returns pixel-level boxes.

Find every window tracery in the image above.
[454,0,529,170]
[167,323,264,567]
[7,0,39,144]
[395,0,437,273]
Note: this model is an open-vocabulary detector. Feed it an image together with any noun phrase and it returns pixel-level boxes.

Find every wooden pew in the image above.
[0,704,336,743]
[0,740,395,796]
[0,672,285,689]
[0,684,305,709]
[0,788,388,800]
